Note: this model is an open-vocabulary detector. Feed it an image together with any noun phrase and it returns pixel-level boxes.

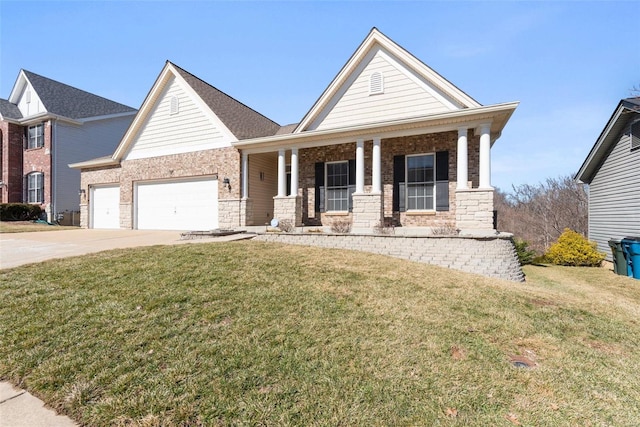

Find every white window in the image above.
[326,161,349,211]
[369,72,384,95]
[27,172,44,204]
[406,154,435,210]
[27,124,44,149]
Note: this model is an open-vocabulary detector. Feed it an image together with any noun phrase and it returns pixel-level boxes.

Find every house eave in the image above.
[69,157,120,170]
[576,101,638,184]
[13,112,82,126]
[234,101,519,154]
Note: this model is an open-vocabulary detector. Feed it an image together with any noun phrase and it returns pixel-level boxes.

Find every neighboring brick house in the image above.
[0,70,136,223]
[576,97,640,259]
[72,28,518,233]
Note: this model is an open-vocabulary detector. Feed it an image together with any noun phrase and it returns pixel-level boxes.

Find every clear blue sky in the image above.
[1,1,638,191]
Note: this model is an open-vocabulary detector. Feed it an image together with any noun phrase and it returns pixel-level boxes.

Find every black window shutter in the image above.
[435,151,449,211]
[315,162,325,213]
[393,155,405,212]
[348,159,356,212]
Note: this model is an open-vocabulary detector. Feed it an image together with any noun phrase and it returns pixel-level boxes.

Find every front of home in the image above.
[72,28,518,234]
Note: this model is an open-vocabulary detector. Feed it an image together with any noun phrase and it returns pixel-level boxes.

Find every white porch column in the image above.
[479,123,492,189]
[355,139,365,194]
[457,127,468,189]
[242,152,249,198]
[290,147,299,196]
[277,148,286,197]
[372,137,381,193]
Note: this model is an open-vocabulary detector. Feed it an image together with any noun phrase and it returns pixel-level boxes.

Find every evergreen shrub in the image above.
[0,203,43,221]
[545,228,606,267]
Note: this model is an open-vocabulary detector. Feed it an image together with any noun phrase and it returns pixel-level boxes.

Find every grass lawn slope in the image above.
[1,241,639,426]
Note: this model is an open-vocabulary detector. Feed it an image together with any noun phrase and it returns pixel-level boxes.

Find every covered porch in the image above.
[236,104,516,235]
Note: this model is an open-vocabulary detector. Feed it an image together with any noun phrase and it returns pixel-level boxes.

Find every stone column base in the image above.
[240,198,253,226]
[351,192,383,233]
[218,199,242,229]
[273,196,302,227]
[79,203,89,228]
[455,188,495,234]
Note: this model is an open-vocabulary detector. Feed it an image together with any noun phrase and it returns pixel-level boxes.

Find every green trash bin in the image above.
[608,239,628,275]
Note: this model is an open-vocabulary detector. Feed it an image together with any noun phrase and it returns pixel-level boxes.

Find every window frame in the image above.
[26,172,44,204]
[27,123,44,149]
[405,153,436,211]
[325,160,350,212]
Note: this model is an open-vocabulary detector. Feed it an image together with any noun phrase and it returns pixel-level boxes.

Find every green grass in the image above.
[0,221,79,233]
[1,241,639,426]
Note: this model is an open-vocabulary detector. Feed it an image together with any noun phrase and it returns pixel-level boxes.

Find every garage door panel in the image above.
[135,179,218,231]
[91,186,120,229]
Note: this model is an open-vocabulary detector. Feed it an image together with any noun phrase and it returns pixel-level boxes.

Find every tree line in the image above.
[495,175,588,255]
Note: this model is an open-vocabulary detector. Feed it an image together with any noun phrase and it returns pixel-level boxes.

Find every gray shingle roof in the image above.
[276,123,298,135]
[0,98,23,119]
[22,70,136,119]
[171,63,280,140]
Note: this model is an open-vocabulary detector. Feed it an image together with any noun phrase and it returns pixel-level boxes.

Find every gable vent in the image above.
[369,72,384,95]
[25,90,31,103]
[632,120,640,151]
[170,96,179,115]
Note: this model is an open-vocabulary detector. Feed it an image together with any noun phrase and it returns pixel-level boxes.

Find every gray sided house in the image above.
[576,97,640,259]
[0,70,137,223]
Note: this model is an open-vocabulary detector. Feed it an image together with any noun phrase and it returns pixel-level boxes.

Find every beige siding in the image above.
[124,76,232,160]
[589,133,640,260]
[310,48,454,131]
[248,152,277,225]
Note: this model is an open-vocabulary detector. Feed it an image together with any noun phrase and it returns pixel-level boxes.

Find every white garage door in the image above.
[91,185,120,229]
[135,178,218,231]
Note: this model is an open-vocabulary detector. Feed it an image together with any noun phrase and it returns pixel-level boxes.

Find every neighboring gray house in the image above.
[576,97,640,259]
[1,70,137,223]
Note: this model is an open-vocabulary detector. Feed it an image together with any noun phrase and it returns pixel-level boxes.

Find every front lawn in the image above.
[0,221,79,233]
[1,241,639,426]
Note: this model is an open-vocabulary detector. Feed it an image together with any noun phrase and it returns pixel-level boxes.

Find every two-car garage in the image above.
[90,177,218,230]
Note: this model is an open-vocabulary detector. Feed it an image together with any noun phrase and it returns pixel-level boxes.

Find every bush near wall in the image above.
[545,228,606,267]
[0,203,43,221]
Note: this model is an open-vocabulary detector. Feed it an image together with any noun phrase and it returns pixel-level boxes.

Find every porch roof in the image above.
[233,102,518,154]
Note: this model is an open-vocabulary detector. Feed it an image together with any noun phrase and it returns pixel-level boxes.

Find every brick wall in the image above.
[0,121,25,203]
[22,121,52,218]
[255,232,524,282]
[79,147,241,228]
[296,131,481,229]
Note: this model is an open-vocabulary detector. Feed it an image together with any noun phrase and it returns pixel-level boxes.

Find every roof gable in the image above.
[576,97,640,184]
[114,62,281,161]
[295,28,481,133]
[9,70,135,120]
[172,64,280,140]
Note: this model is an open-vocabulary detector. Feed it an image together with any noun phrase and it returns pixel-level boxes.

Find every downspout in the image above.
[51,119,57,222]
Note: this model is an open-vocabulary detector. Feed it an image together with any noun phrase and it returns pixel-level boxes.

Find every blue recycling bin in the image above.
[621,237,640,279]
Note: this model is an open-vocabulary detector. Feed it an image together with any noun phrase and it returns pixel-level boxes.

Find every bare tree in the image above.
[495,175,588,254]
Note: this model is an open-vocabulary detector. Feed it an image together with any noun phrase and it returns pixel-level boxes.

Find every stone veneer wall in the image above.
[273,196,302,226]
[455,189,494,232]
[351,193,383,231]
[254,233,525,282]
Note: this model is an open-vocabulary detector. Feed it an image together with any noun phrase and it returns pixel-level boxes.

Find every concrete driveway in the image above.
[0,229,251,269]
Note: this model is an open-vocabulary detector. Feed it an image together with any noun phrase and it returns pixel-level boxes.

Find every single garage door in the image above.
[91,185,120,229]
[135,178,218,231]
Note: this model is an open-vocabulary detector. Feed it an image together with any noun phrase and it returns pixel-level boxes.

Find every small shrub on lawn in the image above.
[545,228,606,267]
[330,218,352,233]
[278,219,294,233]
[0,203,43,221]
[514,238,536,265]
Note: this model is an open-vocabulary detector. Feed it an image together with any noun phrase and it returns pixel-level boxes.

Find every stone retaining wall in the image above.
[254,232,525,282]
